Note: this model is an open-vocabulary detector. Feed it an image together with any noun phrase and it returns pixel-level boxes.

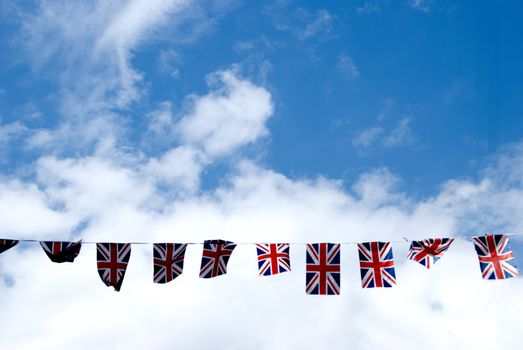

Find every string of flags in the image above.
[0,234,519,294]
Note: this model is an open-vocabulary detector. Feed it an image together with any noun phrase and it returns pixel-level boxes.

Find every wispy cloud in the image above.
[336,53,359,79]
[410,0,433,13]
[269,4,334,41]
[352,126,384,149]
[0,122,28,160]
[156,49,182,79]
[383,117,414,147]
[298,9,332,40]
[353,117,414,153]
[15,0,239,155]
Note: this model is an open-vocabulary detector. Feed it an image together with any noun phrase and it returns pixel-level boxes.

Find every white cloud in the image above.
[146,101,175,136]
[0,122,28,160]
[0,122,27,144]
[144,146,207,193]
[177,68,274,157]
[0,179,74,237]
[16,0,218,152]
[336,53,360,79]
[2,141,523,348]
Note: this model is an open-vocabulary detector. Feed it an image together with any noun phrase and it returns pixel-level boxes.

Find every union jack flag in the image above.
[153,243,187,284]
[199,240,236,279]
[473,234,519,280]
[256,243,291,276]
[407,238,454,269]
[0,239,19,255]
[306,243,340,295]
[358,241,396,288]
[96,243,131,291]
[40,240,82,263]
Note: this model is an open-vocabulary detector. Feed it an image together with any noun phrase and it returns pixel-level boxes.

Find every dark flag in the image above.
[153,243,187,284]
[0,239,19,255]
[40,240,82,263]
[97,243,131,291]
[199,239,236,278]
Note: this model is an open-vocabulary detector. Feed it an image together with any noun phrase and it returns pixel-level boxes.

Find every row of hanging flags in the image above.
[0,234,519,293]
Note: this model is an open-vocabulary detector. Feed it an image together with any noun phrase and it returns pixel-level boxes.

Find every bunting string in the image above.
[1,234,520,292]
[4,232,522,245]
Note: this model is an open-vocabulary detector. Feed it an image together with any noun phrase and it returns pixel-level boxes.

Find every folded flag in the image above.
[407,238,454,269]
[306,243,341,295]
[256,243,291,276]
[96,243,131,291]
[0,239,19,255]
[199,240,236,279]
[473,234,519,280]
[40,240,82,263]
[153,243,187,284]
[358,241,396,288]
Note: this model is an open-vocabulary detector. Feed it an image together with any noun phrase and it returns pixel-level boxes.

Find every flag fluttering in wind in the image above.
[358,241,396,288]
[0,233,520,293]
[256,243,291,276]
[305,243,341,295]
[407,238,454,269]
[153,243,187,284]
[199,240,236,279]
[473,234,519,280]
[96,243,132,291]
[40,240,82,263]
[0,239,19,255]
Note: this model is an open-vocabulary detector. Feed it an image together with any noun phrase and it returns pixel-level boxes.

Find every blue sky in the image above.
[2,0,523,195]
[1,1,523,349]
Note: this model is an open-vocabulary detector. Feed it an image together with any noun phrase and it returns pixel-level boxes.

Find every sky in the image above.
[0,0,523,349]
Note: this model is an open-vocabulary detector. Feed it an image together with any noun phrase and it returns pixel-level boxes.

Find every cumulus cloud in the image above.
[143,146,207,193]
[177,69,274,157]
[1,140,523,348]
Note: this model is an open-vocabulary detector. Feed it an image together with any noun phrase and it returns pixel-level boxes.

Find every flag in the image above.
[40,240,82,263]
[358,241,396,288]
[199,239,236,279]
[96,243,131,291]
[0,239,19,255]
[407,238,454,269]
[153,243,187,284]
[473,234,519,280]
[256,243,291,276]
[305,243,341,295]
